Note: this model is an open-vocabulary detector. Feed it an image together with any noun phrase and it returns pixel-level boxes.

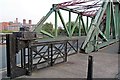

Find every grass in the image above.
[0,30,13,33]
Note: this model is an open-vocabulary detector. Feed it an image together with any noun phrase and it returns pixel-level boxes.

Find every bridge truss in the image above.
[5,0,120,79]
[34,0,120,53]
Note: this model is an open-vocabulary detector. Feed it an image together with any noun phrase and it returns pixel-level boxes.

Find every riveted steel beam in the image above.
[69,11,72,37]
[115,4,119,38]
[41,30,54,38]
[55,9,58,37]
[78,15,81,36]
[111,1,117,39]
[105,2,111,39]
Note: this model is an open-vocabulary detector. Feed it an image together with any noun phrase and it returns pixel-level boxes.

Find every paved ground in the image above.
[12,42,119,79]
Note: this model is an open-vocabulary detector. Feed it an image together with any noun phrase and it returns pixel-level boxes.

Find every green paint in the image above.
[105,2,111,39]
[115,4,119,38]
[71,15,79,36]
[55,10,58,37]
[41,30,54,38]
[81,16,87,35]
[86,16,89,32]
[58,10,70,36]
[34,0,120,53]
[81,0,110,53]
[69,11,72,37]
[111,2,117,39]
[78,15,81,36]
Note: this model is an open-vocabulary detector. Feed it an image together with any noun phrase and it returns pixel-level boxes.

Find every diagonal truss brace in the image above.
[81,0,120,53]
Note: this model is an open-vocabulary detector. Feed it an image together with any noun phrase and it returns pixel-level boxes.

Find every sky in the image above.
[0,0,70,24]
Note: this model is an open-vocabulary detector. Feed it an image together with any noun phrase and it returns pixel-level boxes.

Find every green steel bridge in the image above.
[4,0,120,79]
[34,0,120,53]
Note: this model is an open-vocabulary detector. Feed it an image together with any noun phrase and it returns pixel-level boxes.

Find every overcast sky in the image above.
[0,0,70,24]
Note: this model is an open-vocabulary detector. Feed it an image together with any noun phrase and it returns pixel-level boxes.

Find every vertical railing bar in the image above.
[21,49,23,68]
[65,41,67,62]
[77,40,79,53]
[23,48,26,68]
[50,44,53,66]
[6,34,11,77]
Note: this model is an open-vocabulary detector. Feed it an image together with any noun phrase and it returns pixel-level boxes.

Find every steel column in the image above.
[105,2,111,39]
[69,11,72,37]
[54,4,58,37]
[86,16,89,32]
[119,8,120,38]
[115,4,119,38]
[111,2,117,39]
[78,15,81,36]
[81,16,87,35]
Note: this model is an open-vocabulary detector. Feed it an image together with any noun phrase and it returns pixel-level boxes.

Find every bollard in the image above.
[87,55,93,80]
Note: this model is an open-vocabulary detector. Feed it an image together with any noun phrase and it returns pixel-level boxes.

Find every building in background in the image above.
[0,23,2,31]
[0,22,10,31]
[0,18,36,32]
[7,18,21,31]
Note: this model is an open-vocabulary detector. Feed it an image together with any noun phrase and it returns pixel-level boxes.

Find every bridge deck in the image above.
[13,42,119,79]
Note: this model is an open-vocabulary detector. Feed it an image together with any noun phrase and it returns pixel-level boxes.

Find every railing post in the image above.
[65,41,67,62]
[6,34,27,78]
[6,34,18,77]
[77,40,79,53]
[50,44,53,66]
